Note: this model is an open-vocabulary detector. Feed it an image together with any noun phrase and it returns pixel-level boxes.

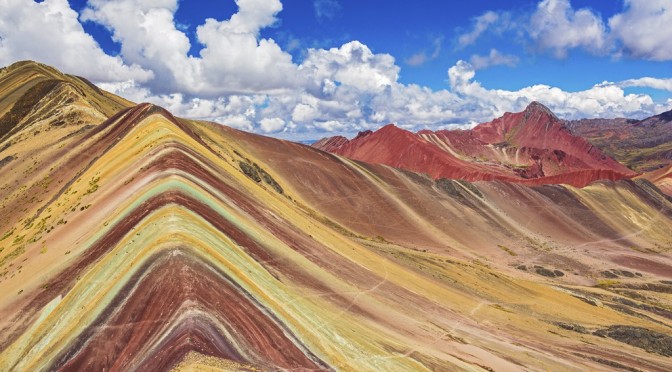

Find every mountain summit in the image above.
[525,100,556,117]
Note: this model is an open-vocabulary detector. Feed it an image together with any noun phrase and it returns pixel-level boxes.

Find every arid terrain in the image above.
[0,61,671,371]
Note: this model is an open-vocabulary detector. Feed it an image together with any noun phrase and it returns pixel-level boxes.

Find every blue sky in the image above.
[2,0,672,139]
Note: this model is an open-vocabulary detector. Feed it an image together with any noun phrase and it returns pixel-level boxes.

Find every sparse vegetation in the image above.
[456,180,483,198]
[84,176,100,195]
[533,266,564,278]
[497,244,517,256]
[555,322,588,334]
[239,161,261,182]
[12,234,25,245]
[373,235,388,243]
[0,155,15,169]
[0,79,61,139]
[0,245,25,267]
[258,165,284,194]
[238,161,284,193]
[0,228,15,241]
[593,325,672,357]
[597,279,620,288]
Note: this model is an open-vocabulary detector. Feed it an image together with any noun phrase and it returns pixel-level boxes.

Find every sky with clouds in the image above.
[1,0,671,140]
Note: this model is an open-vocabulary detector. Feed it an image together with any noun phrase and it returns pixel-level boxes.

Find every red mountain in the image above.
[313,102,636,187]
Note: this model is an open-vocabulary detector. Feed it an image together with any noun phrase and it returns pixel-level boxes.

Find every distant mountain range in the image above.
[567,111,672,172]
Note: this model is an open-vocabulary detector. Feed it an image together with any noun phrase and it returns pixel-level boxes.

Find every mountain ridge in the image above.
[314,102,636,187]
[567,109,672,173]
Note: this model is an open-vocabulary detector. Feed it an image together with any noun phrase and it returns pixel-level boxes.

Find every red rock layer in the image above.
[313,102,636,187]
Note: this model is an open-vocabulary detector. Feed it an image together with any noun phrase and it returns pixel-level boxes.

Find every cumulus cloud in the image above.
[368,84,460,126]
[528,0,608,58]
[259,117,286,133]
[0,0,151,83]
[291,102,319,123]
[1,0,670,139]
[465,0,672,62]
[448,60,664,120]
[300,41,399,93]
[314,120,346,131]
[469,49,520,70]
[98,77,266,131]
[82,0,301,96]
[609,0,672,61]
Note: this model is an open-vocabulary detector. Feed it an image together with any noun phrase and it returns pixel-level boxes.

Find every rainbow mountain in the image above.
[1,61,672,371]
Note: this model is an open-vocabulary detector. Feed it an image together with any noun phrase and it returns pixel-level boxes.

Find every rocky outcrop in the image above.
[594,326,672,356]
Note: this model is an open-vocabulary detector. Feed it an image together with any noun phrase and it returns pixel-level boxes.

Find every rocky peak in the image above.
[353,130,373,140]
[523,101,558,121]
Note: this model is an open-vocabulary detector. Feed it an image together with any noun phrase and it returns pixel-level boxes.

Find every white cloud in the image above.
[291,102,319,123]
[529,0,608,58]
[1,0,670,140]
[448,60,663,120]
[314,120,346,131]
[457,11,501,47]
[469,49,520,70]
[99,79,264,126]
[223,114,254,131]
[618,77,672,92]
[0,0,151,83]
[220,0,283,34]
[300,41,399,93]
[82,0,301,96]
[609,0,672,61]
[259,117,286,133]
[464,0,672,62]
[369,84,460,126]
